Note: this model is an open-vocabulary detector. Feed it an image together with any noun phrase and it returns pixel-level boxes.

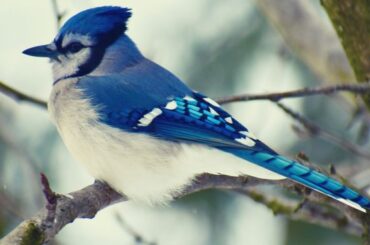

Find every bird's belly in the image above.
[58,119,284,204]
[57,120,194,204]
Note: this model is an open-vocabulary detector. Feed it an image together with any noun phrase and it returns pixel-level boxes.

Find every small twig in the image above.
[40,173,58,230]
[0,181,125,245]
[275,102,370,159]
[217,82,370,104]
[0,81,47,108]
[115,214,156,245]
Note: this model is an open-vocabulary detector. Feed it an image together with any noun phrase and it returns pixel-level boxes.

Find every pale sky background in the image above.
[0,0,310,244]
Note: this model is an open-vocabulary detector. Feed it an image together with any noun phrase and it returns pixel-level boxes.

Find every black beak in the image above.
[23,44,59,59]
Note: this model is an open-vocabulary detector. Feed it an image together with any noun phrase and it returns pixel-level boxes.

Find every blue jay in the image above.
[23,6,370,212]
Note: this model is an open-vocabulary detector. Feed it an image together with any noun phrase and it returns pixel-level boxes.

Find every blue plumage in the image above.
[23,6,370,212]
[77,58,192,130]
[227,150,370,208]
[55,6,131,47]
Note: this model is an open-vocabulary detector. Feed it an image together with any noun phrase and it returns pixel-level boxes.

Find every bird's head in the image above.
[23,6,132,83]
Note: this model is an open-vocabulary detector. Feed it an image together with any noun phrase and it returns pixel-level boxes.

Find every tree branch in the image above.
[1,172,369,244]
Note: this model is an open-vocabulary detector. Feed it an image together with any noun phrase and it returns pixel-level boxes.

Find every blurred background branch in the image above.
[217,82,370,103]
[0,81,47,109]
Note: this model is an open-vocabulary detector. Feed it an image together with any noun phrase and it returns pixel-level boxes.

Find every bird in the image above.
[23,6,370,212]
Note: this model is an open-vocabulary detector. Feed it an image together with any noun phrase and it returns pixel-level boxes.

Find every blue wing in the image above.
[78,72,370,212]
[133,92,277,152]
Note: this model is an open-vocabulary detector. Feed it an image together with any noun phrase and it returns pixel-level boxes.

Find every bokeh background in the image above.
[0,0,368,244]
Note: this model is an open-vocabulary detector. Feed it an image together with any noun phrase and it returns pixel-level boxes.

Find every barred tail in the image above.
[226,148,370,212]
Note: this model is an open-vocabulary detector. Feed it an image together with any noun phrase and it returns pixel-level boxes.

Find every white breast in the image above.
[48,80,284,204]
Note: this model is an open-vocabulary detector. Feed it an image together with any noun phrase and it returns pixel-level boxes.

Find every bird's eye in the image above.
[66,42,84,53]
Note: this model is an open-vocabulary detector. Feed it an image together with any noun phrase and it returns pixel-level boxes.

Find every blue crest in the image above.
[56,6,132,46]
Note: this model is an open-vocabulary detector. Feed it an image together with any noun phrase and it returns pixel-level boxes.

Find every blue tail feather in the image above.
[224,148,370,212]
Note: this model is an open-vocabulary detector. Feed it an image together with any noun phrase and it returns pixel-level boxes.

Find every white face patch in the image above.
[138,108,163,127]
[51,33,97,81]
[52,47,92,81]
